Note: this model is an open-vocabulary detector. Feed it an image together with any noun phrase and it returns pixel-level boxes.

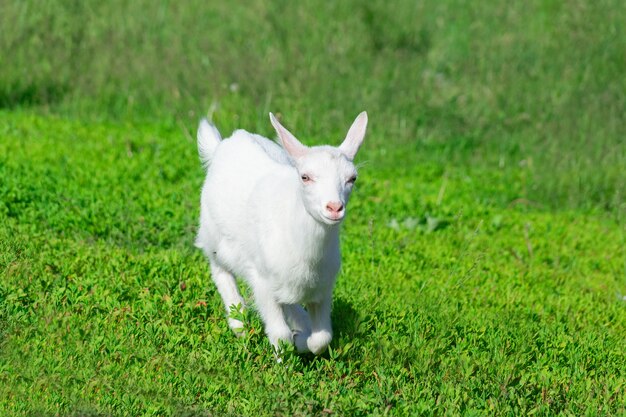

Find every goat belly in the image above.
[271,279,323,304]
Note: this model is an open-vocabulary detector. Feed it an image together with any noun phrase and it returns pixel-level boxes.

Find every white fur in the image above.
[195,111,368,355]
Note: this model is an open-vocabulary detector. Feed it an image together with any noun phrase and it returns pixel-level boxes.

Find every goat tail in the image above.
[197,118,222,167]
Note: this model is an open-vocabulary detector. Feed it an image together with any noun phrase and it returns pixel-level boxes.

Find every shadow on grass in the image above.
[279,297,364,365]
[332,296,361,340]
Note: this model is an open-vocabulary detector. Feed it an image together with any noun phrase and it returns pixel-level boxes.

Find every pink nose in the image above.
[326,202,344,215]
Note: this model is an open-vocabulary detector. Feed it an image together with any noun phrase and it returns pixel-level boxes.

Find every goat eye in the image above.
[301,174,311,182]
[347,175,357,184]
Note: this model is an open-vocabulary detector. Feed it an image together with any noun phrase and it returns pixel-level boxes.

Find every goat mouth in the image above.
[321,213,344,224]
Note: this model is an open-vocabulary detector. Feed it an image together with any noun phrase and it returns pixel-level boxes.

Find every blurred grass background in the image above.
[1,0,625,215]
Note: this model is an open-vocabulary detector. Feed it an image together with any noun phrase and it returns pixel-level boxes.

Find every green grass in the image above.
[1,0,626,415]
[1,111,624,415]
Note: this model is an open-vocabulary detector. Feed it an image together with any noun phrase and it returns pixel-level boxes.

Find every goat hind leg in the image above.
[209,260,245,335]
[283,304,312,353]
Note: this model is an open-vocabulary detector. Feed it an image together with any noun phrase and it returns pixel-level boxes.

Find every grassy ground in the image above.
[1,112,624,415]
[1,0,625,415]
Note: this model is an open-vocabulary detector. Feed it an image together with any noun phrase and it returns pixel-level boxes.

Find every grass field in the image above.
[1,0,625,415]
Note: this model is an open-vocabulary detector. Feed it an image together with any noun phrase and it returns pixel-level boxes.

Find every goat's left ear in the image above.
[339,111,368,160]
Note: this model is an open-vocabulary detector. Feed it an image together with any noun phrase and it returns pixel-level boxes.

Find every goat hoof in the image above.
[228,318,245,337]
[307,331,332,355]
[293,330,311,353]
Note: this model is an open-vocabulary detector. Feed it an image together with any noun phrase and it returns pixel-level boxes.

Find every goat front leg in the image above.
[306,294,333,355]
[252,283,293,353]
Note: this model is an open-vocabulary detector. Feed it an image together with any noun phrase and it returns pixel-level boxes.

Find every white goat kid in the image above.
[195,111,368,355]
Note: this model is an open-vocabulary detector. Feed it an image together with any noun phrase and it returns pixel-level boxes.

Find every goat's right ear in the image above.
[270,112,308,159]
